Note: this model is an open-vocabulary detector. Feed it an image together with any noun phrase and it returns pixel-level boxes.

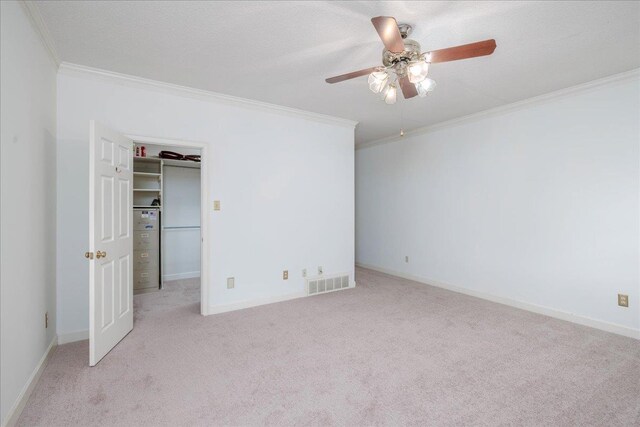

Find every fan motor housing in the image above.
[382,38,422,67]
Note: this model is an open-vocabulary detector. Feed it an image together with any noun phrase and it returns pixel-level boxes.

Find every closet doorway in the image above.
[132,142,202,316]
[129,135,209,319]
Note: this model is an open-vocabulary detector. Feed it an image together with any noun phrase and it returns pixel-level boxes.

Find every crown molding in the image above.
[58,62,358,129]
[20,0,60,67]
[357,68,640,150]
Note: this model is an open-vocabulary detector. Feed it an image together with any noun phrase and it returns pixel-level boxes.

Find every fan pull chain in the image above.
[399,100,405,137]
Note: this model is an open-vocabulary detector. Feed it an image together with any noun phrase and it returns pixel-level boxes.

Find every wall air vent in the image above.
[306,273,351,296]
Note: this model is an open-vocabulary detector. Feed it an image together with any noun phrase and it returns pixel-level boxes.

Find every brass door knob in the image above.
[84,252,94,259]
[96,251,107,259]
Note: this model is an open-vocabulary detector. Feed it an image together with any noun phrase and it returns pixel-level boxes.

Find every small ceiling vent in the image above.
[306,273,351,296]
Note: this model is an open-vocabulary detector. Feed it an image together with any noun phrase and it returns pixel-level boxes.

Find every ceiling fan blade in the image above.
[371,16,405,53]
[398,75,418,99]
[325,66,379,84]
[425,39,497,63]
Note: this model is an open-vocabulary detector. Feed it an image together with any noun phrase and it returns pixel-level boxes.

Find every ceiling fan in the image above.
[325,16,496,104]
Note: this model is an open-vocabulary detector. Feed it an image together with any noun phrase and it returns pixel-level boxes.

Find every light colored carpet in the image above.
[133,278,201,318]
[18,269,640,426]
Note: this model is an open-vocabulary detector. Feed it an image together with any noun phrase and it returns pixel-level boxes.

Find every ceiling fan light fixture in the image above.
[324,17,496,104]
[416,78,436,97]
[407,60,429,84]
[381,83,397,104]
[368,70,389,93]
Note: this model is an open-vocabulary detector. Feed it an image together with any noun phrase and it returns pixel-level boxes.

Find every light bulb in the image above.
[416,78,436,97]
[407,60,429,84]
[380,83,397,104]
[368,70,388,94]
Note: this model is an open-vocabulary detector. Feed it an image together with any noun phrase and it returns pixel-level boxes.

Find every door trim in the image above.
[127,134,210,316]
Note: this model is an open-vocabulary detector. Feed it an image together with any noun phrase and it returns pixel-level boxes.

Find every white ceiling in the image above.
[34,1,640,144]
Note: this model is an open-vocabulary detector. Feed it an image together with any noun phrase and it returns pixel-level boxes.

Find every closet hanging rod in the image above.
[163,226,200,230]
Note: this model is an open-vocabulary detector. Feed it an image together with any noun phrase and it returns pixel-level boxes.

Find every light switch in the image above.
[213,200,221,211]
[227,277,234,289]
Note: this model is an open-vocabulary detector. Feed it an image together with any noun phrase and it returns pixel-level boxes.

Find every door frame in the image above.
[127,134,210,316]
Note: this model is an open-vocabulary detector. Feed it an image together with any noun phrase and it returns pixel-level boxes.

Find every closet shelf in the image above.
[134,188,161,192]
[133,156,162,162]
[134,205,161,209]
[162,158,201,169]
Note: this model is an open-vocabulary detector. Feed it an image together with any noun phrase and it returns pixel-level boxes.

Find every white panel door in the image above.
[89,121,133,366]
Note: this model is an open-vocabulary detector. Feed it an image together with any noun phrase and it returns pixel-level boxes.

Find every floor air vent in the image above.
[307,274,351,296]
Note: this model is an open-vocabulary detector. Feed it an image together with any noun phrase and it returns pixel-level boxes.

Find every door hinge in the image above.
[84,251,94,260]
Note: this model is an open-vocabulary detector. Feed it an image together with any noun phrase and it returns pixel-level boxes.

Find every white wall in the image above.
[356,73,639,337]
[163,164,201,280]
[56,67,355,336]
[0,1,57,424]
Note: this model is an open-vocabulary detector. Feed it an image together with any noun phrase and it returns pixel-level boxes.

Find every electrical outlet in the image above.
[318,266,323,275]
[302,268,307,278]
[45,312,48,329]
[618,294,629,307]
[213,200,221,211]
[283,270,288,280]
[227,277,235,289]
[405,255,409,263]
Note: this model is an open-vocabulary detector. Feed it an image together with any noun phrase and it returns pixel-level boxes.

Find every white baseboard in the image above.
[208,291,307,315]
[57,329,89,344]
[3,336,57,427]
[163,271,200,281]
[356,263,640,340]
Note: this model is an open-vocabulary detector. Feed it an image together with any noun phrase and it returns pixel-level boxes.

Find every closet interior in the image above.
[132,143,202,296]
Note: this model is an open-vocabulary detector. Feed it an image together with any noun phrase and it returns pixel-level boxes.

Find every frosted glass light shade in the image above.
[416,78,436,97]
[368,71,389,93]
[380,83,397,104]
[407,60,429,84]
